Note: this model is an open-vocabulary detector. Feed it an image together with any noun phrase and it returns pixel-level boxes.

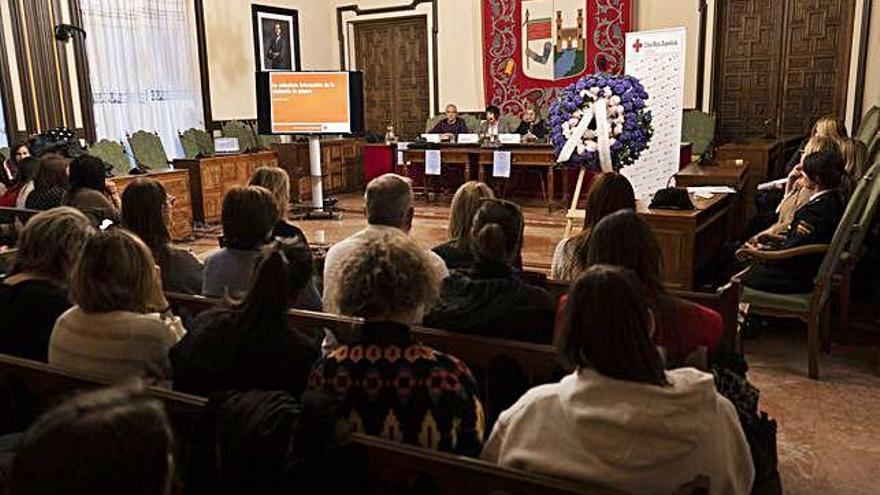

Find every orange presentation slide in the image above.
[270,72,350,133]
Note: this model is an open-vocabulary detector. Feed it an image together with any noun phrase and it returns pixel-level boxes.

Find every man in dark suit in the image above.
[737,148,846,293]
[266,22,290,70]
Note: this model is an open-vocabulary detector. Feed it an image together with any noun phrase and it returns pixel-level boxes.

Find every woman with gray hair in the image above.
[0,207,95,361]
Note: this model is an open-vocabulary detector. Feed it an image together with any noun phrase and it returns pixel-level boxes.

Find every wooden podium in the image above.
[110,170,194,240]
[173,151,278,224]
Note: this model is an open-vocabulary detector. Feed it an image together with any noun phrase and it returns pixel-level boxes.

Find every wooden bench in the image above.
[166,292,564,425]
[0,352,621,495]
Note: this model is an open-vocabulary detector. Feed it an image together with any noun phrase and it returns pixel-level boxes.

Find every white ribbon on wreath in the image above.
[556,97,614,173]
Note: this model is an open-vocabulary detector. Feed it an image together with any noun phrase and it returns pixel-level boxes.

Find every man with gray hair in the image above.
[322,173,449,317]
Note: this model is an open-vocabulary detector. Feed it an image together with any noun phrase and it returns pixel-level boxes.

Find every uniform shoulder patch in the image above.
[796,221,815,236]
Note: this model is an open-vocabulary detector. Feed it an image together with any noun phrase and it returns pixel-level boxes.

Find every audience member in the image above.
[122,178,203,294]
[248,167,321,310]
[322,173,448,315]
[429,104,470,140]
[10,383,175,495]
[0,208,94,361]
[577,210,723,365]
[308,233,484,455]
[738,149,846,293]
[550,172,636,280]
[62,155,120,224]
[25,154,69,210]
[171,239,319,397]
[515,106,547,141]
[49,229,186,383]
[12,157,39,209]
[432,181,495,270]
[0,142,29,189]
[783,115,848,175]
[840,138,869,196]
[248,167,306,243]
[482,265,754,495]
[203,186,278,298]
[425,199,555,343]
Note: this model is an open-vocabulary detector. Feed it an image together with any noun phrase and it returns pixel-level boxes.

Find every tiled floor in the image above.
[182,192,880,494]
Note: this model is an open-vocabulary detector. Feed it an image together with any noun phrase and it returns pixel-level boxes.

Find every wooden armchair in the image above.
[128,130,171,171]
[88,139,132,177]
[221,120,258,152]
[855,106,879,146]
[732,165,876,379]
[179,128,214,159]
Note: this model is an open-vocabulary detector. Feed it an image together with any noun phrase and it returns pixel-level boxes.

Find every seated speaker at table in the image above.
[429,104,470,140]
[477,105,515,138]
[515,106,547,141]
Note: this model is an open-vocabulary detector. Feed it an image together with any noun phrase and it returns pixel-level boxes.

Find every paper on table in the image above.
[425,149,442,175]
[458,133,479,144]
[686,186,737,198]
[493,151,512,178]
[397,142,411,165]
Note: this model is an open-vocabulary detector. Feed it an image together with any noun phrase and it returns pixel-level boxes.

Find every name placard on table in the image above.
[493,151,512,178]
[458,133,480,144]
[425,149,442,175]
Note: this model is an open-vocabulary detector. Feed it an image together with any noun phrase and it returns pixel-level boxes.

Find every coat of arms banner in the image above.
[482,0,631,116]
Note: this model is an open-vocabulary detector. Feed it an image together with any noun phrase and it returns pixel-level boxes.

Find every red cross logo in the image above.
[633,39,643,53]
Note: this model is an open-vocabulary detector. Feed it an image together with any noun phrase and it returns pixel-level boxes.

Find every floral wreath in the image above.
[549,73,653,172]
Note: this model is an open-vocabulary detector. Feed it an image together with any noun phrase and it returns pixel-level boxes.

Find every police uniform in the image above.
[742,189,845,294]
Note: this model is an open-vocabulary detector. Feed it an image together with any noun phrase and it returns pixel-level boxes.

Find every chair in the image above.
[501,114,522,133]
[221,120,258,152]
[681,110,717,157]
[855,106,879,146]
[425,114,445,133]
[461,114,481,134]
[87,139,132,177]
[0,147,9,162]
[732,164,877,379]
[836,159,880,331]
[248,121,279,150]
[179,128,214,159]
[128,130,171,171]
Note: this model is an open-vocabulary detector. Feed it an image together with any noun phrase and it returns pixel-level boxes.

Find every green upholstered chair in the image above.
[0,147,9,162]
[128,131,171,171]
[88,139,132,177]
[501,114,522,134]
[836,158,880,331]
[855,106,879,146]
[221,120,258,152]
[461,114,481,134]
[248,121,279,150]
[732,162,877,379]
[179,128,214,159]
[681,110,717,157]
[425,114,444,133]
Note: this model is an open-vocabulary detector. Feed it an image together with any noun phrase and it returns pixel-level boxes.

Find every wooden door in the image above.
[712,0,786,142]
[778,0,854,136]
[354,16,429,139]
[713,0,855,141]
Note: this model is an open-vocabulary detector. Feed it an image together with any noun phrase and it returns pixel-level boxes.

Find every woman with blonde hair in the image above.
[840,138,869,195]
[248,166,308,244]
[49,228,186,383]
[0,207,95,361]
[433,181,495,270]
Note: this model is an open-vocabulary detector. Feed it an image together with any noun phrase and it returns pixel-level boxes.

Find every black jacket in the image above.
[743,190,845,293]
[424,263,555,343]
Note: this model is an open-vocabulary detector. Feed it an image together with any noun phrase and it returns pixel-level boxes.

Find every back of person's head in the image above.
[10,382,174,495]
[13,207,94,282]
[802,148,845,190]
[339,233,440,323]
[586,210,665,296]
[221,186,279,250]
[68,155,108,194]
[248,167,290,219]
[238,237,314,317]
[840,138,869,181]
[364,173,413,229]
[566,173,636,277]
[812,115,848,143]
[486,105,501,119]
[559,264,667,385]
[470,198,523,266]
[16,156,40,182]
[34,153,70,189]
[70,228,162,314]
[448,181,495,244]
[803,135,839,157]
[121,178,171,261]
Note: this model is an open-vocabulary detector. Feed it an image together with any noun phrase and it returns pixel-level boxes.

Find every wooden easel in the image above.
[563,168,588,238]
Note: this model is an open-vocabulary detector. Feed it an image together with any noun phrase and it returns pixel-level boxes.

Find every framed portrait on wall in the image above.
[252,4,301,72]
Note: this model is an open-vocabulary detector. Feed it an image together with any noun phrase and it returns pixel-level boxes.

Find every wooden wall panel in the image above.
[0,0,93,142]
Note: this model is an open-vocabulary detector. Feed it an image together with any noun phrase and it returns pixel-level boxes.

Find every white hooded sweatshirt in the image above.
[482,367,754,495]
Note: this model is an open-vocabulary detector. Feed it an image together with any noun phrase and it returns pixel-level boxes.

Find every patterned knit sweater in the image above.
[308,321,485,456]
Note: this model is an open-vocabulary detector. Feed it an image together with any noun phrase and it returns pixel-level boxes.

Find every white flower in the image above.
[609,138,617,146]
[603,87,613,97]
[580,90,590,99]
[616,105,626,115]
[576,143,586,154]
[585,141,597,152]
[590,87,600,96]
[584,130,597,139]
[573,110,583,118]
[614,124,623,135]
[610,95,622,105]
[568,117,580,126]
